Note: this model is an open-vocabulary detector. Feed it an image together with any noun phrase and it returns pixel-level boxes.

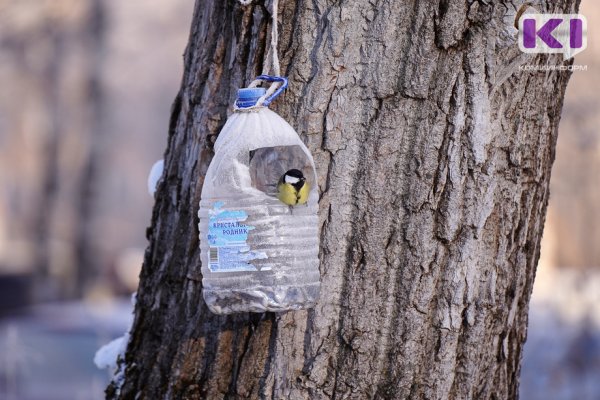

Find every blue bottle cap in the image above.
[236,87,266,108]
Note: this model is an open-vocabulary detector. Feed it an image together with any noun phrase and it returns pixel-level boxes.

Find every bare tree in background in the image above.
[112,0,578,398]
[0,0,105,301]
[74,0,106,298]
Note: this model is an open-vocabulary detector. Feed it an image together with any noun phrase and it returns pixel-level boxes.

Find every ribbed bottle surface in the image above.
[198,108,320,314]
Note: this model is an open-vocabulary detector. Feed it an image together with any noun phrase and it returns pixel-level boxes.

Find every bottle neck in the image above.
[235,87,267,109]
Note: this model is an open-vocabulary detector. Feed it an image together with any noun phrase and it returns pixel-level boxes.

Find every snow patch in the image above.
[147,159,164,196]
[93,292,136,394]
[93,333,129,371]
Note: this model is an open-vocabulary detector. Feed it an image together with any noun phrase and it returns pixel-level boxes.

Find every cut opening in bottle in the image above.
[248,145,316,201]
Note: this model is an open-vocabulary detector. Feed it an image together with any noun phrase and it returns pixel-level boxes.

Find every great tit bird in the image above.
[277,169,309,207]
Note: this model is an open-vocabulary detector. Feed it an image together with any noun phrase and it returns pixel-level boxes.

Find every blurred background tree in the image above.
[539,1,600,270]
[0,0,191,308]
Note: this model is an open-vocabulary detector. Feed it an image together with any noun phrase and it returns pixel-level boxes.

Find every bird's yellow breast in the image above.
[297,181,309,204]
[277,181,310,206]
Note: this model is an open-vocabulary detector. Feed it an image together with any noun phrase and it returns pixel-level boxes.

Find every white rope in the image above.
[269,0,280,76]
[237,0,281,108]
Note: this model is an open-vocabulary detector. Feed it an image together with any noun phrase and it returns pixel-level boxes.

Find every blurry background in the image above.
[0,1,191,398]
[520,2,600,398]
[0,1,597,399]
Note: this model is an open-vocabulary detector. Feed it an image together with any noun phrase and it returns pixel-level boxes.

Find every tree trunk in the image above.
[113,0,578,398]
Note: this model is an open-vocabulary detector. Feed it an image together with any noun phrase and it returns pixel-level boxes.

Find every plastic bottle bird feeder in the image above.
[198,77,320,314]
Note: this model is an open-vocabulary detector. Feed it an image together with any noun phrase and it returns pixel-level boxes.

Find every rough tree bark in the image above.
[112,0,578,398]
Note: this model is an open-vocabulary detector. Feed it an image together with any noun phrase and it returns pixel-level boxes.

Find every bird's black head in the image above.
[285,169,304,180]
[284,169,305,190]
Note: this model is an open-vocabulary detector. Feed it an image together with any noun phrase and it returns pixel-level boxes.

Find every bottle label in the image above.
[207,202,267,272]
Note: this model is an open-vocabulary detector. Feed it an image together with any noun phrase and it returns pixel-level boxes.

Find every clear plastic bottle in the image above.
[198,87,320,314]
